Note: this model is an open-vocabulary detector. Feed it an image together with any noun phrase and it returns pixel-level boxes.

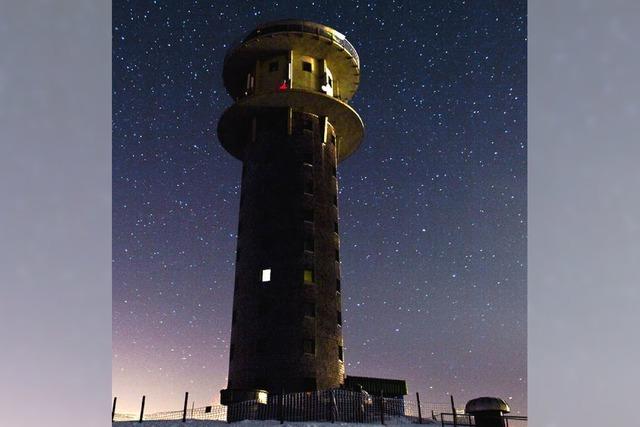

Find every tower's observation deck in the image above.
[217,20,364,411]
[218,19,364,162]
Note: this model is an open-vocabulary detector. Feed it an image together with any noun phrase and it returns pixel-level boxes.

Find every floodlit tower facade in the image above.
[217,20,363,405]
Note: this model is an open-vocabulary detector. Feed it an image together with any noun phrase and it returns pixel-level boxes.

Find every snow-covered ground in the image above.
[113,419,437,427]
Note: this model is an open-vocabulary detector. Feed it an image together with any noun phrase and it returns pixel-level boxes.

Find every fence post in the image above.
[416,392,422,424]
[182,392,189,422]
[278,388,284,424]
[139,395,146,423]
[112,397,117,421]
[450,395,456,427]
[379,391,385,425]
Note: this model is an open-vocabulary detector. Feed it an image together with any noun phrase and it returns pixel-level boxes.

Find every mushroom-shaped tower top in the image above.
[218,19,364,163]
[222,19,360,101]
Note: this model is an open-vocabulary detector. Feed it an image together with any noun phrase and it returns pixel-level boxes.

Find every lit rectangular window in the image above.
[261,269,271,282]
[304,269,314,283]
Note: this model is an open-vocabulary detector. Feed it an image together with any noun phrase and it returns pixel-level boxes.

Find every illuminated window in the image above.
[338,345,343,361]
[261,269,271,282]
[302,61,312,72]
[304,302,315,317]
[303,339,315,354]
[269,61,278,72]
[337,311,342,326]
[304,269,314,283]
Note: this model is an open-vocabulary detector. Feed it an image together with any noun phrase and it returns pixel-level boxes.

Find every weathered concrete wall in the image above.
[228,108,344,395]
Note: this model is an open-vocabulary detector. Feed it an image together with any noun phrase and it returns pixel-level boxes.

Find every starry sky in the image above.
[113,0,527,416]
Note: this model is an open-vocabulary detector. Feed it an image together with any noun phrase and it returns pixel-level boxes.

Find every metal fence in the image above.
[113,389,453,424]
[437,413,528,427]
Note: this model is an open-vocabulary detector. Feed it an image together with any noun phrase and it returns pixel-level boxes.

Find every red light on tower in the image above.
[279,80,288,91]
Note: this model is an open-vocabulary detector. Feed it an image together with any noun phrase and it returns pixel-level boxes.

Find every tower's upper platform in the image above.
[217,20,364,163]
[222,19,361,102]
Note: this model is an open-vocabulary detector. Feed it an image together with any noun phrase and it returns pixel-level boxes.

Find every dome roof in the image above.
[465,397,511,414]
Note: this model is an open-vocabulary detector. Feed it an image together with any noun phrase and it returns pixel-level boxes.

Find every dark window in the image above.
[330,134,336,145]
[269,61,278,72]
[338,345,344,361]
[302,377,317,391]
[303,117,313,131]
[303,339,315,354]
[336,278,341,292]
[327,75,333,87]
[304,302,315,317]
[333,195,338,206]
[304,179,314,194]
[335,249,340,261]
[258,301,268,316]
[304,236,314,252]
[332,166,337,177]
[334,222,339,233]
[303,209,314,223]
[337,311,342,326]
[257,337,267,354]
[302,61,312,72]
[304,150,313,165]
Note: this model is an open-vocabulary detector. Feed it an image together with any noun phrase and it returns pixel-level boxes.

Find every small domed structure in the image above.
[465,397,510,427]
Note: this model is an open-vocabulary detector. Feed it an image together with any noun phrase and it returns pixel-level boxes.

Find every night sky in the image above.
[113,0,527,416]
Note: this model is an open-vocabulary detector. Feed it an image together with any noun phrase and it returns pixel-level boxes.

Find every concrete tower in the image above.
[217,20,363,406]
